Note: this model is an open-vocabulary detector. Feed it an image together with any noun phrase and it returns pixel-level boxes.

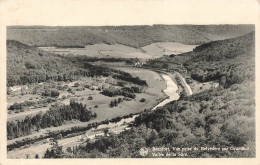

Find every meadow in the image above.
[39,42,197,59]
[7,68,167,147]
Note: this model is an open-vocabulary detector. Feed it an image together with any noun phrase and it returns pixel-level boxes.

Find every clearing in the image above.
[39,42,197,59]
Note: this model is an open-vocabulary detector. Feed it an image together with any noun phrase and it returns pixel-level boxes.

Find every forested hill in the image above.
[190,31,254,61]
[147,31,255,87]
[183,32,255,88]
[52,32,255,158]
[7,40,147,87]
[7,25,254,48]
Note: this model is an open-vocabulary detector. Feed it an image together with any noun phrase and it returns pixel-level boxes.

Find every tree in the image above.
[74,83,80,87]
[118,98,123,103]
[35,154,39,159]
[109,100,114,107]
[43,141,63,158]
[104,128,109,136]
[51,90,60,97]
[113,99,118,106]
[179,91,188,100]
[42,89,51,96]
[140,98,146,102]
[7,87,12,95]
[26,154,30,159]
[66,147,72,153]
[56,133,63,140]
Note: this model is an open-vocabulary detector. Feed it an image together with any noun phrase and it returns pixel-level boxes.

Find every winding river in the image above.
[8,73,185,158]
[97,74,180,129]
[152,74,179,110]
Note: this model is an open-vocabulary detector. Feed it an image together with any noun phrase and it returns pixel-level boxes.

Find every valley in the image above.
[7,69,191,159]
[38,42,197,59]
[6,25,255,158]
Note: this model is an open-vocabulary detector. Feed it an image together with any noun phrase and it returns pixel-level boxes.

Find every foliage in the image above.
[8,98,56,111]
[57,31,255,158]
[7,100,96,140]
[139,98,146,102]
[7,40,147,87]
[109,98,123,107]
[7,25,254,48]
[43,141,63,158]
[101,88,136,99]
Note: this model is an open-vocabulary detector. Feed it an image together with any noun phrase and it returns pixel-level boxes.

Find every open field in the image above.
[7,69,170,159]
[7,94,38,107]
[113,67,165,89]
[39,42,197,59]
[141,42,197,56]
[7,68,167,147]
[39,44,152,59]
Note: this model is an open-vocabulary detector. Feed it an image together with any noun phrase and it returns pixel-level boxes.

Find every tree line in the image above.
[7,100,97,140]
[8,98,56,111]
[7,40,148,87]
[7,113,137,151]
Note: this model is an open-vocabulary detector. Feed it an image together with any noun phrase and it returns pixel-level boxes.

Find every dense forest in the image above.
[44,31,255,158]
[7,100,96,140]
[7,25,254,48]
[7,40,147,87]
[184,32,255,88]
[146,31,255,87]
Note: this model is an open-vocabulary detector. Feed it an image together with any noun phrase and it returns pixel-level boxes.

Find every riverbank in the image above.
[7,72,184,158]
[152,74,179,110]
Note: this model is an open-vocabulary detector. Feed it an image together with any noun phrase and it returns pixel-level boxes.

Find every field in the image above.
[39,44,152,59]
[39,42,198,59]
[5,25,256,159]
[141,42,198,56]
[7,68,167,150]
[7,66,168,159]
[113,67,167,98]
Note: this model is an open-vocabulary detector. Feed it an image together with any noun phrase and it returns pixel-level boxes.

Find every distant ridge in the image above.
[7,25,254,48]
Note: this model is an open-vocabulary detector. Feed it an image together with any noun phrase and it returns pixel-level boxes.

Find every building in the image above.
[9,85,28,92]
[133,61,144,67]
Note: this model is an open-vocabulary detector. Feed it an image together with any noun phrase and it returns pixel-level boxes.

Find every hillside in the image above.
[7,40,147,87]
[146,32,255,86]
[53,31,255,158]
[184,32,255,88]
[7,25,254,48]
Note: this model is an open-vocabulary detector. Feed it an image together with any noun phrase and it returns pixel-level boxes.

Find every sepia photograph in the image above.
[0,0,259,164]
[5,24,255,158]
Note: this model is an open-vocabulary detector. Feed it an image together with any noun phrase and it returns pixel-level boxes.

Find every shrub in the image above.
[51,90,60,97]
[74,83,80,87]
[140,98,146,102]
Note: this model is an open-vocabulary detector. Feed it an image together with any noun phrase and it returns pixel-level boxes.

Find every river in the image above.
[8,73,186,158]
[98,74,180,129]
[152,74,179,110]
